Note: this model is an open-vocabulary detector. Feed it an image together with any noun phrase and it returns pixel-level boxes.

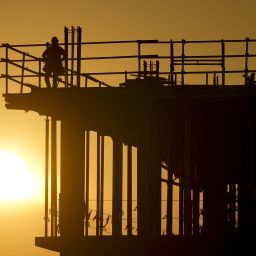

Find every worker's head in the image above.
[51,36,59,45]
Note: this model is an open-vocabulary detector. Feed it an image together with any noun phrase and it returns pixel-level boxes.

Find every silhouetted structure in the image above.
[1,28,256,256]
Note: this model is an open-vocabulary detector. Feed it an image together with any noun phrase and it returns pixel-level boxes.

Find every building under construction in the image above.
[1,27,256,255]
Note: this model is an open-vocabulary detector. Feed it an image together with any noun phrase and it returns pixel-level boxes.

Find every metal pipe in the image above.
[45,116,50,237]
[77,26,82,87]
[100,136,105,236]
[170,40,174,85]
[71,26,75,86]
[244,38,249,84]
[64,27,69,88]
[20,53,25,93]
[51,118,57,237]
[127,145,132,236]
[181,40,186,86]
[85,131,90,236]
[221,40,226,86]
[5,46,8,94]
[166,166,173,235]
[96,133,100,236]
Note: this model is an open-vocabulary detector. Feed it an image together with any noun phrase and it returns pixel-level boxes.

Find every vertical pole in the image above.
[127,145,132,236]
[138,40,141,79]
[156,60,159,79]
[112,139,123,236]
[100,136,105,236]
[181,40,186,86]
[85,131,90,236]
[20,53,25,93]
[5,45,8,94]
[179,177,184,235]
[244,38,249,84]
[77,26,82,87]
[96,133,100,236]
[170,40,174,86]
[45,116,50,237]
[193,167,200,235]
[39,59,42,88]
[51,118,57,237]
[166,166,173,235]
[59,119,85,241]
[64,27,69,88]
[143,61,147,78]
[221,40,225,86]
[137,147,143,236]
[125,71,128,82]
[71,26,75,86]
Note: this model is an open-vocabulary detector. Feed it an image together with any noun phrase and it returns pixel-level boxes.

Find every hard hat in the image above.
[51,36,59,44]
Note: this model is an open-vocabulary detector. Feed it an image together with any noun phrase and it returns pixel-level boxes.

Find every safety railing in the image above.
[1,38,256,94]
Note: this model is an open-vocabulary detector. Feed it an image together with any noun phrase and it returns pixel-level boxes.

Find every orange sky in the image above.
[0,1,256,255]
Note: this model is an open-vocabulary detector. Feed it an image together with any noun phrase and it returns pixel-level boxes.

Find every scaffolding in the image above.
[1,27,256,256]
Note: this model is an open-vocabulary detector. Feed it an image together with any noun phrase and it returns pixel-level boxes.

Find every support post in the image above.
[5,45,8,94]
[166,166,173,235]
[170,40,174,85]
[96,133,100,236]
[127,145,132,236]
[244,38,249,84]
[181,40,185,86]
[100,136,105,236]
[221,40,225,86]
[59,118,85,238]
[45,116,50,237]
[51,118,57,237]
[77,26,82,87]
[71,26,75,86]
[20,53,25,93]
[64,27,69,88]
[112,139,123,236]
[138,40,141,79]
[85,131,90,236]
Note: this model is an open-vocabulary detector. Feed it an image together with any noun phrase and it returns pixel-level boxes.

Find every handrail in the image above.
[2,37,256,93]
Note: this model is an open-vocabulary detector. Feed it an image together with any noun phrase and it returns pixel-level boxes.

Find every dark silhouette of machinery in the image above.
[1,27,256,256]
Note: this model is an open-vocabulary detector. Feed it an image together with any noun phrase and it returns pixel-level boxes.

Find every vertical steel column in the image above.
[51,118,57,237]
[96,133,100,236]
[138,40,141,79]
[85,131,90,236]
[221,40,225,86]
[20,53,25,93]
[112,139,123,236]
[179,176,184,235]
[127,145,133,236]
[77,26,82,87]
[59,118,85,239]
[166,166,173,236]
[5,45,8,94]
[39,59,42,88]
[71,26,75,86]
[137,147,144,236]
[181,40,186,86]
[244,38,249,84]
[170,40,174,85]
[100,136,105,236]
[45,117,50,237]
[64,27,69,88]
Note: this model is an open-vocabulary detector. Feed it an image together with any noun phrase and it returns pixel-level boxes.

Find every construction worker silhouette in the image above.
[42,36,66,88]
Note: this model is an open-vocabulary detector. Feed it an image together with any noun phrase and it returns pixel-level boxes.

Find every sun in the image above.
[0,150,39,203]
